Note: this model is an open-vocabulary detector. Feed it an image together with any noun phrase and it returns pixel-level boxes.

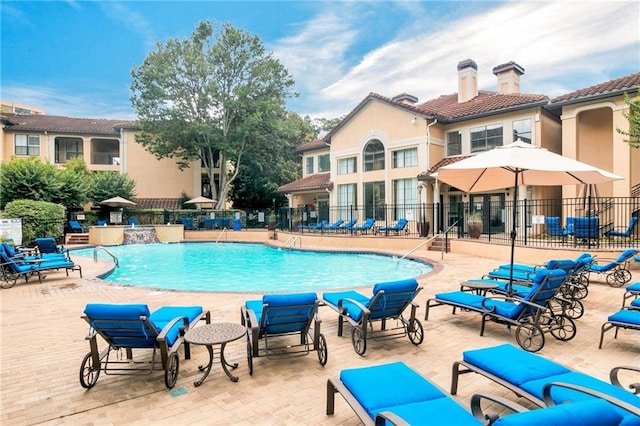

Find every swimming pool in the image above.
[72,243,433,292]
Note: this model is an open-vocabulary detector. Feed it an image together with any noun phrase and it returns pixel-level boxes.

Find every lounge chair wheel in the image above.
[549,314,577,341]
[79,352,100,389]
[407,318,424,345]
[570,282,588,300]
[317,333,328,366]
[246,339,254,376]
[0,277,17,289]
[563,299,584,320]
[351,327,366,356]
[515,323,544,352]
[164,352,179,389]
[607,270,631,287]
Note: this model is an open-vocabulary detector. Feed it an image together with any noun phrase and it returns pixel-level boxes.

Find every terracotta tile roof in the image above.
[132,198,182,210]
[1,113,137,135]
[417,155,472,179]
[549,72,640,106]
[416,91,548,122]
[296,139,330,153]
[277,172,332,193]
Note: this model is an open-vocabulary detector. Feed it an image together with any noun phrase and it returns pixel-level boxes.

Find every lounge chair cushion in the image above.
[463,343,570,386]
[322,290,371,321]
[149,306,204,345]
[493,399,624,426]
[608,309,640,325]
[340,362,475,424]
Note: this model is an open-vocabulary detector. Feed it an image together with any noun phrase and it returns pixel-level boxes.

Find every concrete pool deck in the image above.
[1,242,638,425]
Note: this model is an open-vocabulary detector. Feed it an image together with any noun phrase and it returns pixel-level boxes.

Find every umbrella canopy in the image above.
[437,140,623,292]
[185,196,217,205]
[99,196,137,208]
[437,141,622,192]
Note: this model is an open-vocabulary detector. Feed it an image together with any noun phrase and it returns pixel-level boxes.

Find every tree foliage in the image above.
[617,92,640,148]
[87,172,137,206]
[3,200,65,245]
[130,20,295,209]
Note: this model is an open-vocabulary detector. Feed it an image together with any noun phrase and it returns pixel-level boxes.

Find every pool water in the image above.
[72,243,432,292]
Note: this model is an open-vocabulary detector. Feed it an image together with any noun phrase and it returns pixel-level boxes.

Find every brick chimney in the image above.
[492,61,525,94]
[457,59,478,103]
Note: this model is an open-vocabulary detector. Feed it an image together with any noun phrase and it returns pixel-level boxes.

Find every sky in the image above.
[1,0,639,121]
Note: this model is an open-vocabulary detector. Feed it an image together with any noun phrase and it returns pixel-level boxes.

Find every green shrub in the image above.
[3,200,65,246]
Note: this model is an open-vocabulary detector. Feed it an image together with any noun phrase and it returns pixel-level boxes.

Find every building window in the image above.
[318,154,330,172]
[513,119,532,143]
[363,139,385,171]
[337,157,356,175]
[447,131,462,156]
[305,156,314,175]
[91,138,120,165]
[337,183,357,221]
[14,134,40,156]
[363,181,385,220]
[470,124,503,153]
[392,148,417,168]
[392,178,417,220]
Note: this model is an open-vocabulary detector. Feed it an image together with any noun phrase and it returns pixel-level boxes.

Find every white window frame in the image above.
[337,157,357,175]
[392,148,417,168]
[14,134,40,156]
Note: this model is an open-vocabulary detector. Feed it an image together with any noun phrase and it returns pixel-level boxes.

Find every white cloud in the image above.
[98,1,157,48]
[297,1,639,118]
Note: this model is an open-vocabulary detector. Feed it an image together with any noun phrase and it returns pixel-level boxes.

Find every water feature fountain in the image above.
[123,226,160,244]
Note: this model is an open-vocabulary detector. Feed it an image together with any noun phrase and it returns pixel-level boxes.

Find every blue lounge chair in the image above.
[451,343,640,425]
[241,292,327,374]
[321,219,344,232]
[80,303,210,389]
[426,269,571,352]
[605,217,639,239]
[0,244,82,289]
[337,219,358,232]
[68,220,88,233]
[599,306,640,348]
[352,218,375,235]
[323,278,423,355]
[3,241,66,262]
[375,218,409,236]
[201,217,214,229]
[327,360,637,426]
[180,217,197,230]
[545,216,573,242]
[34,237,68,257]
[127,217,139,226]
[96,220,107,226]
[587,248,638,287]
[622,282,640,307]
[573,216,599,247]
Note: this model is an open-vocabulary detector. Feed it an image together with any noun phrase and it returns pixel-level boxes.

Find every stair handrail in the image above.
[283,235,301,249]
[215,227,228,243]
[93,245,118,266]
[397,234,442,264]
[441,219,461,259]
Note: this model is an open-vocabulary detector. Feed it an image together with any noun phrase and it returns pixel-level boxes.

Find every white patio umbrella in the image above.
[185,196,217,209]
[99,196,137,208]
[437,140,623,292]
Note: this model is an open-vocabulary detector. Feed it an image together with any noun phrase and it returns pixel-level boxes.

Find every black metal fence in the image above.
[277,196,640,250]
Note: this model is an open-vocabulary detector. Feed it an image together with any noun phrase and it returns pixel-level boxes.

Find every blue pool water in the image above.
[72,243,432,292]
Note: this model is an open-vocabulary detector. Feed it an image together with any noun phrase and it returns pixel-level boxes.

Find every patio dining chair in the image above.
[323,278,423,355]
[80,303,210,389]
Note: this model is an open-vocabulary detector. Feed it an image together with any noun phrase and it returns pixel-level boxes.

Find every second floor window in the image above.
[306,157,314,174]
[15,134,40,156]
[363,139,385,171]
[513,119,532,143]
[392,148,417,168]
[318,154,330,172]
[338,157,356,174]
[447,131,462,156]
[471,124,503,153]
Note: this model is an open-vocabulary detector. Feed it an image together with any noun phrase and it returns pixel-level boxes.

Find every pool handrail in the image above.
[215,227,228,243]
[93,245,119,266]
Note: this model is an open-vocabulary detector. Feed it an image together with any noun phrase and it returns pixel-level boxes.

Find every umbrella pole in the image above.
[508,171,519,295]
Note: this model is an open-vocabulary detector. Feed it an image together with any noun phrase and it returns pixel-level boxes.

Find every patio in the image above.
[1,243,638,425]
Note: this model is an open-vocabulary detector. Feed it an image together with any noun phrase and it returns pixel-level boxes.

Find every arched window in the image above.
[363,139,385,171]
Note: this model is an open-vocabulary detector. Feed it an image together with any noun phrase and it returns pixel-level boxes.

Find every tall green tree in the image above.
[0,157,63,209]
[616,92,640,148]
[130,21,295,209]
[87,171,136,206]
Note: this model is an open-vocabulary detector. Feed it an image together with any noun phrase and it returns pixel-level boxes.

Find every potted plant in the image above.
[467,212,483,239]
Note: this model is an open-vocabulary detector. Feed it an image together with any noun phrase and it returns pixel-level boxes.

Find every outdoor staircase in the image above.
[428,236,449,252]
[65,233,89,245]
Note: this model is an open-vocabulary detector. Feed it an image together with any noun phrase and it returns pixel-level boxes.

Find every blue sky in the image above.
[1,0,639,120]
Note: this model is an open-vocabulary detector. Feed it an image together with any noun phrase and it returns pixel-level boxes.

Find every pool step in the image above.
[428,237,449,252]
[65,233,89,245]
